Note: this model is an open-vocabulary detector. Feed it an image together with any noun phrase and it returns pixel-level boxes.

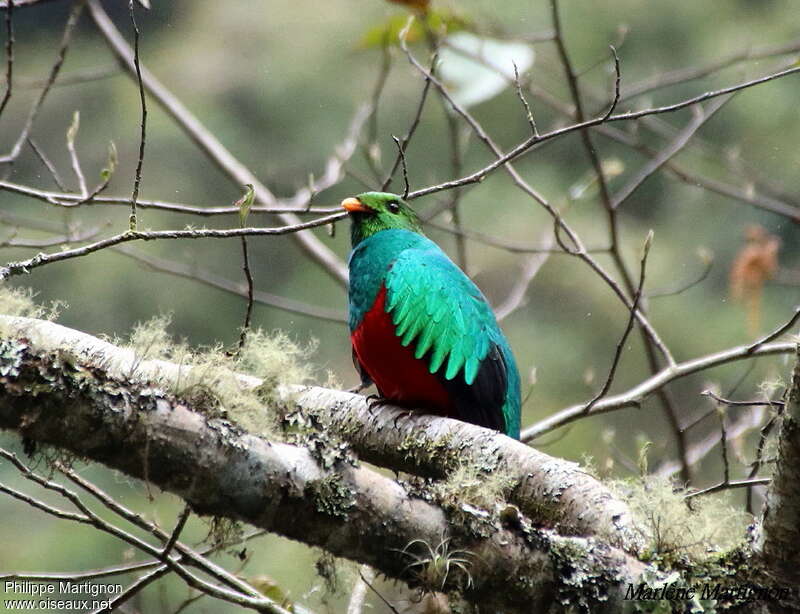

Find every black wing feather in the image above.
[439,343,507,433]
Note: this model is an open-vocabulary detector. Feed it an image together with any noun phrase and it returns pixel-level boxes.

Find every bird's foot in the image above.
[347,382,368,394]
[392,410,414,430]
[366,394,388,414]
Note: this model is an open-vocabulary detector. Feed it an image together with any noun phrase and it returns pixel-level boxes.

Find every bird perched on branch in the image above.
[342,192,520,438]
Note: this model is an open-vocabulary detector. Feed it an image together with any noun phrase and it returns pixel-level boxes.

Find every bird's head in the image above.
[342,192,424,247]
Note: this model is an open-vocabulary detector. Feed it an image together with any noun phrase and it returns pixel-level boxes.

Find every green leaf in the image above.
[247,575,294,612]
[235,183,255,227]
[100,141,117,181]
[437,32,534,108]
[359,9,470,49]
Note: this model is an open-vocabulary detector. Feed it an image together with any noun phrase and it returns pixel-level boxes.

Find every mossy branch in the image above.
[0,314,648,612]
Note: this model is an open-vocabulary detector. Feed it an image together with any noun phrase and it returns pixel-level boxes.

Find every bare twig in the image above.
[600,45,621,121]
[495,220,562,321]
[701,390,785,409]
[127,0,146,229]
[26,138,67,191]
[685,477,771,500]
[347,566,375,614]
[583,231,652,413]
[359,569,400,614]
[65,110,88,196]
[0,0,84,163]
[391,135,409,199]
[618,37,800,103]
[611,95,733,210]
[381,50,436,192]
[513,61,538,136]
[648,251,714,299]
[747,411,780,514]
[162,505,191,560]
[0,0,13,118]
[407,63,800,201]
[87,0,348,285]
[0,179,339,215]
[521,340,794,441]
[237,235,255,348]
[1,223,103,248]
[746,306,800,355]
[113,245,345,322]
[0,211,345,280]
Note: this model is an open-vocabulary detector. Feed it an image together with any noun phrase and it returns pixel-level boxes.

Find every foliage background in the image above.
[1,1,798,611]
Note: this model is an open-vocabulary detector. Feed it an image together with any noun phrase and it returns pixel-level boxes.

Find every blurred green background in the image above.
[1,1,799,612]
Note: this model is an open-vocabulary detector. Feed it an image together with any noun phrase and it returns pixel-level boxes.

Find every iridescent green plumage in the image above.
[345,192,520,438]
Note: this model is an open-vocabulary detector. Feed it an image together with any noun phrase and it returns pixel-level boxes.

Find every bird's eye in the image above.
[387,200,401,214]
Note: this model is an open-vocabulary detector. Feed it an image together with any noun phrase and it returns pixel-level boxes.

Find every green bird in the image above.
[342,192,520,438]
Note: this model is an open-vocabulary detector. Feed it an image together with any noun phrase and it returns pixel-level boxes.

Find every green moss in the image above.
[609,476,749,567]
[432,459,515,511]
[398,431,459,469]
[121,315,316,440]
[0,285,63,320]
[305,473,355,518]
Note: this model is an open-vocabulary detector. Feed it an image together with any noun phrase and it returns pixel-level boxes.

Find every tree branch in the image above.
[0,315,647,612]
[755,344,800,584]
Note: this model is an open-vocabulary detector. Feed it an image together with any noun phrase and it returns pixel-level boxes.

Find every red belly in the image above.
[351,286,454,415]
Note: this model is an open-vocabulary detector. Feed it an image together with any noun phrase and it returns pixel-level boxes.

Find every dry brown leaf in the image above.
[730,225,780,336]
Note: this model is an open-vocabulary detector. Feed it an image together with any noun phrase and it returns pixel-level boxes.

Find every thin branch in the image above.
[359,570,400,614]
[648,252,713,299]
[127,0,146,229]
[381,52,436,191]
[747,411,780,514]
[0,211,345,280]
[87,0,349,285]
[618,37,800,103]
[26,138,67,191]
[0,0,13,118]
[583,231,652,413]
[600,44,621,121]
[53,461,283,610]
[112,245,346,322]
[684,477,771,500]
[512,61,538,136]
[391,135,409,199]
[0,0,84,163]
[407,63,800,201]
[363,36,392,182]
[0,179,339,215]
[162,505,191,560]
[521,340,795,441]
[495,227,555,321]
[611,95,733,210]
[701,390,785,409]
[238,235,255,349]
[65,110,88,197]
[746,306,800,354]
[347,566,376,614]
[0,223,103,248]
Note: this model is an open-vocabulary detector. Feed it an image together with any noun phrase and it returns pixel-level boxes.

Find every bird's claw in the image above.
[392,410,413,429]
[366,394,387,414]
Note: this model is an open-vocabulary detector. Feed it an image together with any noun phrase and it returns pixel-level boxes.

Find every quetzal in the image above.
[342,192,520,439]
